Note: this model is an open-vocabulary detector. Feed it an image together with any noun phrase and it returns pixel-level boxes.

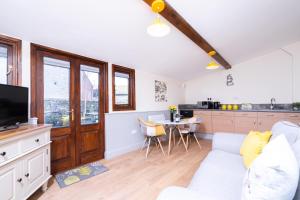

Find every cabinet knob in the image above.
[0,152,6,156]
[17,178,22,183]
[35,139,40,143]
[25,173,29,178]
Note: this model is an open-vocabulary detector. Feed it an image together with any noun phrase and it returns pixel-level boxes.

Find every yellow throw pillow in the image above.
[240,131,272,168]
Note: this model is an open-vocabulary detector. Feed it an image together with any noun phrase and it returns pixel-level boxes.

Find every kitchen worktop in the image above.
[179,108,300,113]
[178,104,300,113]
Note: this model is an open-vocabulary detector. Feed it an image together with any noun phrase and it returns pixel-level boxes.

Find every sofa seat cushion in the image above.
[188,150,246,200]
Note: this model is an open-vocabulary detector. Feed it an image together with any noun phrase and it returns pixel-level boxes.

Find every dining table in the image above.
[155,119,202,155]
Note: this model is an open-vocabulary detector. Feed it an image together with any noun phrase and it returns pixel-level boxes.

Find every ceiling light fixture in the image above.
[206,51,220,70]
[147,0,170,38]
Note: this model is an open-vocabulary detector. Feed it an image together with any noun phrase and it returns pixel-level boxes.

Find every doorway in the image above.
[31,44,108,173]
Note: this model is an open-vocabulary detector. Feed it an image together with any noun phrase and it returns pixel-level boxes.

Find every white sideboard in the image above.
[0,125,52,200]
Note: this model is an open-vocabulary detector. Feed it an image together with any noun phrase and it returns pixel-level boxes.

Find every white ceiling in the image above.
[0,0,299,81]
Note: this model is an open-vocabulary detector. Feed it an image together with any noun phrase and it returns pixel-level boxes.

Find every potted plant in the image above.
[292,102,300,111]
[169,105,177,122]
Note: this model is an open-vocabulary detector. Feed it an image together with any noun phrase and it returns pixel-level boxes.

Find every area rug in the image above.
[55,161,109,188]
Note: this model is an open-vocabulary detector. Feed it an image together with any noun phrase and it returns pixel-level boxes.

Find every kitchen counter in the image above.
[179,108,300,113]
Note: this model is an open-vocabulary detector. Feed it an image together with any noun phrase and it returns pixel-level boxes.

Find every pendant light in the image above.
[206,51,220,70]
[147,0,170,37]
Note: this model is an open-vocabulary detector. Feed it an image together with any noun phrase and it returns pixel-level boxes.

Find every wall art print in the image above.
[155,80,167,102]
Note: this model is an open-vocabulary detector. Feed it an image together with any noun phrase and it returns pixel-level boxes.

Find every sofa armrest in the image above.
[157,187,201,200]
[212,133,246,155]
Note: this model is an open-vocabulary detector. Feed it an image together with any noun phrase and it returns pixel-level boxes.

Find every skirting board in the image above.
[196,133,213,140]
[105,133,212,160]
[105,141,144,160]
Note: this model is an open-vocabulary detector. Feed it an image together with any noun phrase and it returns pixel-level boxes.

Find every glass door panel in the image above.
[80,65,99,125]
[0,45,8,84]
[43,57,71,128]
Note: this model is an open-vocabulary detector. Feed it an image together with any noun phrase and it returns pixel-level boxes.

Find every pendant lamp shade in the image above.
[147,17,170,37]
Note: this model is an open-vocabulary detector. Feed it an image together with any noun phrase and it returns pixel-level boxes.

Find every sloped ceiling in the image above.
[0,0,299,80]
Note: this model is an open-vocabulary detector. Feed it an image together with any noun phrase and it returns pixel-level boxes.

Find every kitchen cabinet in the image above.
[257,112,286,131]
[191,110,300,134]
[194,111,212,133]
[284,113,300,125]
[234,112,258,133]
[212,111,235,133]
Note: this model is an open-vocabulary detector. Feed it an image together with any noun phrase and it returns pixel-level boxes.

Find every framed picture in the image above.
[155,80,167,102]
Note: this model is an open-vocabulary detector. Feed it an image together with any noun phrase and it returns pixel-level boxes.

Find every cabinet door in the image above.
[257,112,286,131]
[284,113,300,125]
[0,162,22,200]
[212,116,235,133]
[234,117,257,133]
[194,111,212,133]
[23,147,49,198]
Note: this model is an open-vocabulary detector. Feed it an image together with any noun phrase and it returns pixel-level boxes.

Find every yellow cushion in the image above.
[240,131,272,168]
[154,125,166,136]
[139,118,166,136]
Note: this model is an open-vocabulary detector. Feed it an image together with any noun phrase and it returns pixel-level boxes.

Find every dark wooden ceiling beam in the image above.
[143,0,231,69]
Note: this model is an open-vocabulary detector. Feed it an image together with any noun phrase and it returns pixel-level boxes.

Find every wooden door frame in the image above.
[31,43,108,172]
[0,34,22,85]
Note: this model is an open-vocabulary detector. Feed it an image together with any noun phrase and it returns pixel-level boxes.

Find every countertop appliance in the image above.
[0,84,28,132]
[198,99,214,109]
[213,102,220,109]
[180,110,194,119]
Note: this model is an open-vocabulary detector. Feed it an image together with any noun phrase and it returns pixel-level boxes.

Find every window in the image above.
[112,65,135,111]
[0,34,22,85]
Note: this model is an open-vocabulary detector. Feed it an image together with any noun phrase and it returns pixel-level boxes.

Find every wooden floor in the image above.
[29,139,212,200]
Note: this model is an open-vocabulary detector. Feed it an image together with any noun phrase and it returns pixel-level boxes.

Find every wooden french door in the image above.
[31,44,107,173]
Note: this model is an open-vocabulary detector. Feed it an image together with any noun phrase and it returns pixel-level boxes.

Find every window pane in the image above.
[44,57,70,128]
[115,72,129,105]
[0,46,8,84]
[80,65,99,125]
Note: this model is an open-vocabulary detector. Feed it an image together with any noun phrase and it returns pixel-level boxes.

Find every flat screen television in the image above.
[0,84,28,132]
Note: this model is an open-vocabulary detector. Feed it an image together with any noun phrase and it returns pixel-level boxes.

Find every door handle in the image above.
[25,173,29,178]
[71,109,74,121]
[6,65,13,75]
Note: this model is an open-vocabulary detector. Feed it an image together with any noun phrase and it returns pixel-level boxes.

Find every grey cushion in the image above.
[271,121,300,145]
[212,133,246,155]
[188,150,246,200]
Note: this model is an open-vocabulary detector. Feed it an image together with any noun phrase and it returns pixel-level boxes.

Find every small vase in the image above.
[170,112,174,122]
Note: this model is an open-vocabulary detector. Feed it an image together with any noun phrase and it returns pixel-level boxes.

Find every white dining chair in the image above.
[178,117,202,149]
[138,118,166,158]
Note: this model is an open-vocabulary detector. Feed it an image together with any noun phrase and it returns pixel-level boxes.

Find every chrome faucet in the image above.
[270,98,276,110]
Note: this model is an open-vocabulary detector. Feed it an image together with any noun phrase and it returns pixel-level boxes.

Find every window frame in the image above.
[0,34,22,85]
[112,64,136,111]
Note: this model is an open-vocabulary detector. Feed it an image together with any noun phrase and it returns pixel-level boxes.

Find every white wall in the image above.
[18,39,184,115]
[107,64,185,113]
[184,41,300,104]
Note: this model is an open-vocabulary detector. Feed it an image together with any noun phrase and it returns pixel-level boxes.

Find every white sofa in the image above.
[157,121,300,200]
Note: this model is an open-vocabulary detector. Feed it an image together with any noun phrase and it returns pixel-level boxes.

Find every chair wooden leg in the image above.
[146,137,151,158]
[140,137,147,151]
[178,127,188,152]
[157,137,165,156]
[177,136,182,145]
[186,134,189,149]
[193,134,202,149]
[168,127,172,155]
[173,132,176,146]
